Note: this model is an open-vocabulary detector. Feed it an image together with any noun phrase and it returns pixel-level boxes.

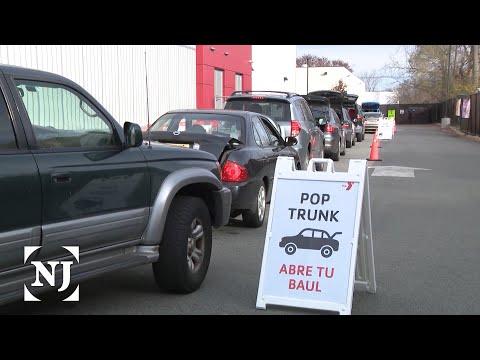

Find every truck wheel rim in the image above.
[187,218,205,273]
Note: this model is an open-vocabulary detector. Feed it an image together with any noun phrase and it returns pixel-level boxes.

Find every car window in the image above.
[330,109,340,125]
[300,229,313,237]
[252,116,270,147]
[0,91,17,150]
[299,99,315,124]
[15,80,115,149]
[294,101,306,122]
[315,230,328,239]
[260,117,282,147]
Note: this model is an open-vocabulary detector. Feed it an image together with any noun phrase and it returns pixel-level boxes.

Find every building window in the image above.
[235,73,243,92]
[214,69,224,109]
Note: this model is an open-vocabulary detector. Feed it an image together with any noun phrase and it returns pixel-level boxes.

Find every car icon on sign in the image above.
[279,228,342,258]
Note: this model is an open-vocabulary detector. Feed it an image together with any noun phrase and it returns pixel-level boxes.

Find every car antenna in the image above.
[144,50,152,149]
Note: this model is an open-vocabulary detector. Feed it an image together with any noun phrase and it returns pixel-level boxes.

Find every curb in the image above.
[436,123,480,143]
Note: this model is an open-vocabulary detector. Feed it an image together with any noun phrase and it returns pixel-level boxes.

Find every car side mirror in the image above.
[124,122,143,148]
[285,136,298,147]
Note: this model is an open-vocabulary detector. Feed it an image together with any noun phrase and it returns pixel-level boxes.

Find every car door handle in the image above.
[52,173,72,184]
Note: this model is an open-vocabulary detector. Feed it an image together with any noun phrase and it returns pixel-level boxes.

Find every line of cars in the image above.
[146,90,366,228]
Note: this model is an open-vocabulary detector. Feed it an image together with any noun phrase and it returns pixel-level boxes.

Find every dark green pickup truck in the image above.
[0,64,231,305]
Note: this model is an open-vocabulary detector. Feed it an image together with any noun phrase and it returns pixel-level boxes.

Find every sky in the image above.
[296,45,407,90]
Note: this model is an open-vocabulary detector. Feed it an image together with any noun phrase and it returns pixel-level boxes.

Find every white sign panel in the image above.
[256,158,373,315]
[378,118,393,140]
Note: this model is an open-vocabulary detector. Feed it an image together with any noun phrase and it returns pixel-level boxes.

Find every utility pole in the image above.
[442,45,452,125]
[446,45,452,101]
[306,61,309,94]
[473,45,479,89]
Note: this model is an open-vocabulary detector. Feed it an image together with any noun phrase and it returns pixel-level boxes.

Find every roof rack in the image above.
[230,90,300,98]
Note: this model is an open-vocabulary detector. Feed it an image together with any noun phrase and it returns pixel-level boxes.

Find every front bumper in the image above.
[212,187,232,228]
[364,123,378,132]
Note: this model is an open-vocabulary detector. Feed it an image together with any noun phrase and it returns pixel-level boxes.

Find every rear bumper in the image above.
[324,134,336,153]
[212,187,232,228]
[224,181,258,213]
[355,124,364,133]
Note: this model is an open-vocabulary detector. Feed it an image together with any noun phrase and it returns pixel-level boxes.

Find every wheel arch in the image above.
[141,168,224,245]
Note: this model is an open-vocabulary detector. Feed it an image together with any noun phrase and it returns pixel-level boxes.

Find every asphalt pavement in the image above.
[2,125,479,315]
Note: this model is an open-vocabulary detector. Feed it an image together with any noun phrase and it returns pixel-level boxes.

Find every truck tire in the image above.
[152,196,212,293]
[242,181,266,228]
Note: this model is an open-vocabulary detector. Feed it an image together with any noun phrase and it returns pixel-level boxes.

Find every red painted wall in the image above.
[196,45,252,109]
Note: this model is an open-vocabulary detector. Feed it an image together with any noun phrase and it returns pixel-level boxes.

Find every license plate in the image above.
[168,143,191,148]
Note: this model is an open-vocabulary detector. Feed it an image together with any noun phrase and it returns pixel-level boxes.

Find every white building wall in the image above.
[358,91,397,105]
[295,66,366,98]
[252,45,296,92]
[0,45,196,127]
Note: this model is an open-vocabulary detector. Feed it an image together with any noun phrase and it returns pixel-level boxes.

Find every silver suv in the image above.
[224,91,325,170]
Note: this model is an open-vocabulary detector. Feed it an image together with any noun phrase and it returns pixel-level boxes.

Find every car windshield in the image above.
[225,98,291,122]
[364,113,382,118]
[149,113,245,141]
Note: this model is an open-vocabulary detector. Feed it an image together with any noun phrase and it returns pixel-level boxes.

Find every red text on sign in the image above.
[289,279,321,292]
[279,264,313,276]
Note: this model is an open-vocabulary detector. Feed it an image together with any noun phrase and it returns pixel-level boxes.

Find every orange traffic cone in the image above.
[368,134,382,161]
[371,129,382,148]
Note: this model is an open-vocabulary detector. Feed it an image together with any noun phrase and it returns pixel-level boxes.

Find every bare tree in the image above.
[332,80,348,94]
[386,45,478,104]
[297,54,354,72]
[358,70,382,91]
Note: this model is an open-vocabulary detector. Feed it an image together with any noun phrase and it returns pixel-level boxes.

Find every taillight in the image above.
[222,160,248,182]
[357,115,362,121]
[325,124,334,132]
[291,120,301,137]
[342,124,349,129]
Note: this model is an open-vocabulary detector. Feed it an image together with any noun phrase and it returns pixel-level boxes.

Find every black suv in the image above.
[0,65,232,305]
[224,91,325,170]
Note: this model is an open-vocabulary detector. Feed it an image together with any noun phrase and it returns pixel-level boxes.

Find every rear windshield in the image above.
[225,98,291,122]
[149,113,245,141]
[309,104,329,119]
